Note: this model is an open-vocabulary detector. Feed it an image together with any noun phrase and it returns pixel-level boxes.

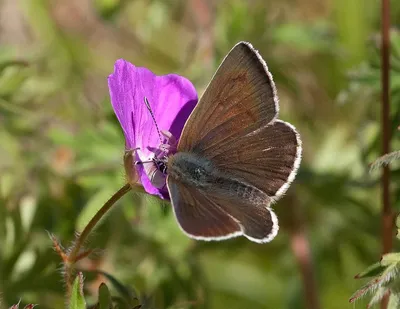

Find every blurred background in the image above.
[1,0,400,308]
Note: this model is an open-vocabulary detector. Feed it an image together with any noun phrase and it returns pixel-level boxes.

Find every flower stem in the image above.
[54,183,133,300]
[68,183,131,264]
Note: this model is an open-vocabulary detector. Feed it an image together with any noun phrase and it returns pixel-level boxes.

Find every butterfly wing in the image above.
[179,41,278,150]
[201,119,301,200]
[167,179,242,240]
[169,42,301,242]
[178,41,301,200]
[167,178,278,242]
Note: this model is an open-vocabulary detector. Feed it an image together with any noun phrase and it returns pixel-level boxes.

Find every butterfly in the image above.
[110,41,302,243]
[154,42,302,243]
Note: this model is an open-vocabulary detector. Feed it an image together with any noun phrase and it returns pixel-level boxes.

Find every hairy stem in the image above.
[65,183,131,288]
[69,183,131,262]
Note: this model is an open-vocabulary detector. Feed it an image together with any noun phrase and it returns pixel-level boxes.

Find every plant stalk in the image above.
[63,183,132,296]
[68,183,131,264]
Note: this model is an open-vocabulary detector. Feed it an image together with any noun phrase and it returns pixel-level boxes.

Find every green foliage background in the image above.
[1,0,400,308]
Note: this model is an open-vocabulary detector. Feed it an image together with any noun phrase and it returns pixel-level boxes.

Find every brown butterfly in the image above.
[162,42,302,243]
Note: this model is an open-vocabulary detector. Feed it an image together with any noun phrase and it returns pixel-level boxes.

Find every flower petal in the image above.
[108,59,198,198]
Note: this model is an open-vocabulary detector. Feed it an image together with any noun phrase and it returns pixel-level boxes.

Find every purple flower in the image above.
[108,59,198,199]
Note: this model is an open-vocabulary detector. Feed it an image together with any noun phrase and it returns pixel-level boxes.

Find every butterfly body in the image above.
[168,151,270,205]
[167,152,214,188]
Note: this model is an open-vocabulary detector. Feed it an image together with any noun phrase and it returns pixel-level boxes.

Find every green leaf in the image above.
[69,273,86,309]
[368,286,389,308]
[85,269,136,303]
[355,261,387,279]
[0,66,29,97]
[0,60,28,73]
[109,296,131,309]
[388,292,400,309]
[349,278,381,303]
[98,283,112,309]
[94,0,121,20]
[381,253,400,267]
[370,150,400,172]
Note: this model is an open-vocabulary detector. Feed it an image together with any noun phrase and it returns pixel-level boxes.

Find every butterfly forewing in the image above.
[178,42,278,151]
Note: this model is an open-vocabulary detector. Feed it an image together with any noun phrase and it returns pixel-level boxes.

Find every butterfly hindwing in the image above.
[167,179,242,240]
[167,177,279,242]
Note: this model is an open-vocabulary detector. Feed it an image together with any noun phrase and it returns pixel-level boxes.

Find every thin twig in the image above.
[381,0,392,307]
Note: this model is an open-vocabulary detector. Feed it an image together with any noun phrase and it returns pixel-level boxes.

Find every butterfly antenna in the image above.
[144,97,163,144]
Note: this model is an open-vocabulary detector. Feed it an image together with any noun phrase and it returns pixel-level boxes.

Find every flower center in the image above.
[134,130,177,189]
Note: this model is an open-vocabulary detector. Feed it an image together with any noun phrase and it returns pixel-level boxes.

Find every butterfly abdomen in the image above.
[168,152,270,206]
[214,176,271,206]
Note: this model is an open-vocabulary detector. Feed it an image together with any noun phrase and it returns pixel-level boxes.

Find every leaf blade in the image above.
[69,273,86,309]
